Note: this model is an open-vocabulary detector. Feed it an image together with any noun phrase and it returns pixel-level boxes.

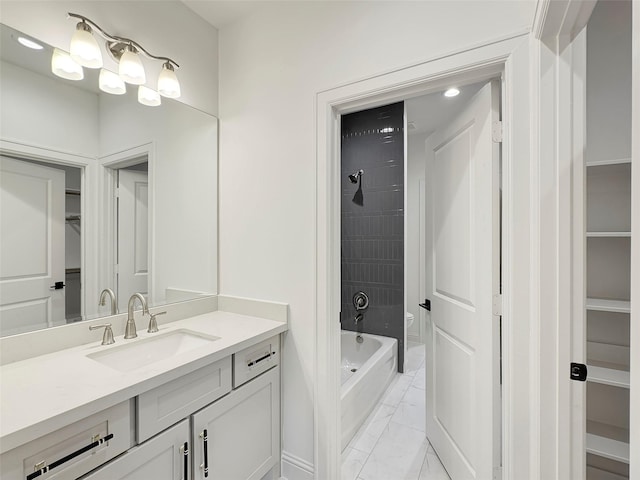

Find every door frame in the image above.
[314,33,532,479]
[99,143,155,308]
[0,139,97,322]
[533,1,639,478]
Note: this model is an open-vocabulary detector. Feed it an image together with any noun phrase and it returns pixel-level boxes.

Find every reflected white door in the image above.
[0,156,65,335]
[117,169,148,312]
[425,81,500,480]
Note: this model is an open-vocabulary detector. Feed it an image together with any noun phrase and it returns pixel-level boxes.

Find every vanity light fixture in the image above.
[118,44,146,85]
[58,12,181,104]
[99,69,126,95]
[51,48,84,81]
[138,85,161,107]
[444,87,460,98]
[69,20,102,68]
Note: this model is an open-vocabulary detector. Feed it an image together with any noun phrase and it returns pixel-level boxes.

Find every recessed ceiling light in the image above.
[17,36,44,50]
[444,88,460,98]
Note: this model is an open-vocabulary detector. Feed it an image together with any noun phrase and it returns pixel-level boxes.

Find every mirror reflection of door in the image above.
[115,162,149,312]
[0,156,82,335]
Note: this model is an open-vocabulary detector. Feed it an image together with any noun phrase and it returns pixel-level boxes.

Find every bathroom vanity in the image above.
[0,299,287,480]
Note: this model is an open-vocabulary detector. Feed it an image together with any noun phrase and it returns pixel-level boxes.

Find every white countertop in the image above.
[0,310,287,454]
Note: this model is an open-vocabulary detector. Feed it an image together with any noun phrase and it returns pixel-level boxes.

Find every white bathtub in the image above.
[341,330,397,450]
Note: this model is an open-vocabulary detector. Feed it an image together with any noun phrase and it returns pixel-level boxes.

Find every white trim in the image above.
[571,27,588,480]
[99,143,156,307]
[315,34,530,480]
[281,451,314,480]
[630,1,639,476]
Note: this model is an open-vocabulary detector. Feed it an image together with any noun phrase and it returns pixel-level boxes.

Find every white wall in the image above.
[0,61,98,156]
[218,1,536,473]
[0,1,219,115]
[99,91,218,305]
[406,132,427,341]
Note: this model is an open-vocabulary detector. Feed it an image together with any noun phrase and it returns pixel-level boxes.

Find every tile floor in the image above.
[341,342,451,480]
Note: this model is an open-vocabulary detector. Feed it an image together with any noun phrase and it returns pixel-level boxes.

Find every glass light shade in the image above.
[99,69,126,95]
[70,25,103,68]
[51,48,84,81]
[119,47,146,85]
[138,86,161,106]
[157,64,181,98]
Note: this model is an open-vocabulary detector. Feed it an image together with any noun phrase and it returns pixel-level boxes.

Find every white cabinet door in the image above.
[425,81,501,480]
[192,366,280,480]
[0,156,65,335]
[80,420,190,480]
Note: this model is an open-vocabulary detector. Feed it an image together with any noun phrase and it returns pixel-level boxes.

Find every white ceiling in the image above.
[181,1,264,29]
[405,81,486,137]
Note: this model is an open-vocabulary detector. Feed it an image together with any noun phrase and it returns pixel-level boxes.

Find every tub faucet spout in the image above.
[355,313,363,324]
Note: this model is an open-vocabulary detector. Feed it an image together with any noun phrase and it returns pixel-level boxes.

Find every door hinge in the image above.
[114,187,120,198]
[492,121,503,143]
[492,293,503,316]
[113,264,119,274]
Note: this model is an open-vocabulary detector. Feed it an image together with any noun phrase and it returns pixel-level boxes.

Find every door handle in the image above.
[49,281,65,290]
[180,441,189,480]
[200,429,209,477]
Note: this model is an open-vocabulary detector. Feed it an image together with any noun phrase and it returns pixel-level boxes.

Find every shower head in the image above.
[348,169,364,184]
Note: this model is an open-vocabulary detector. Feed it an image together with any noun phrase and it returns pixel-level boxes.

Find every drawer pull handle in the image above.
[26,433,114,480]
[181,441,189,480]
[200,429,209,477]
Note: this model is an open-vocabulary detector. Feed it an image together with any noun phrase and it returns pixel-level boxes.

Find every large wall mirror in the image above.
[0,23,218,337]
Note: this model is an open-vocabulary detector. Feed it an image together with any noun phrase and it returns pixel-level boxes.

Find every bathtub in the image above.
[341,331,397,450]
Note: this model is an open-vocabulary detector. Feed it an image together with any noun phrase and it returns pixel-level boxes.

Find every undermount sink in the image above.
[87,329,220,372]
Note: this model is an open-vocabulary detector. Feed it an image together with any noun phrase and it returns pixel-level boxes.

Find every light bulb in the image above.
[51,48,84,81]
[138,86,161,106]
[157,62,181,98]
[119,45,146,85]
[444,88,460,98]
[99,69,126,95]
[18,36,43,50]
[70,22,102,68]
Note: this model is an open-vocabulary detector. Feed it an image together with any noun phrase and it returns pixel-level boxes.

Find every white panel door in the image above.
[0,156,65,335]
[425,81,500,480]
[117,169,148,311]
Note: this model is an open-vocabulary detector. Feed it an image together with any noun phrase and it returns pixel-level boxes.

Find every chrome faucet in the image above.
[124,293,149,339]
[99,288,118,315]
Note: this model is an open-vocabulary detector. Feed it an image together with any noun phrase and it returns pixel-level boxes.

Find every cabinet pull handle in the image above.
[200,429,209,477]
[26,433,114,480]
[181,441,189,480]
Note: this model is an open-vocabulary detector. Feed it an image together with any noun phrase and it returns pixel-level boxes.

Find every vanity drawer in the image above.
[233,335,280,388]
[0,400,133,480]
[137,356,232,442]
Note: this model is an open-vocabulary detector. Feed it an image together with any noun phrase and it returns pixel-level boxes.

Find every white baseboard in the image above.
[281,451,314,480]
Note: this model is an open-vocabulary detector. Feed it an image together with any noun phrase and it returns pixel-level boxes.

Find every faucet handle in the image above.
[147,311,167,333]
[89,323,115,345]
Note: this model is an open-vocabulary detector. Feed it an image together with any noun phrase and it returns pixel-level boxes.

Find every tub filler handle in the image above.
[353,291,369,311]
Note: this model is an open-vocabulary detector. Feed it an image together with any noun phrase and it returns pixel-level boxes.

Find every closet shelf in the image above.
[587,365,630,388]
[586,298,631,313]
[586,232,631,238]
[586,157,631,167]
[586,433,630,464]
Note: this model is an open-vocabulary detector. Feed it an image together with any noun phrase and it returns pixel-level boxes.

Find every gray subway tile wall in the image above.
[341,101,405,372]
